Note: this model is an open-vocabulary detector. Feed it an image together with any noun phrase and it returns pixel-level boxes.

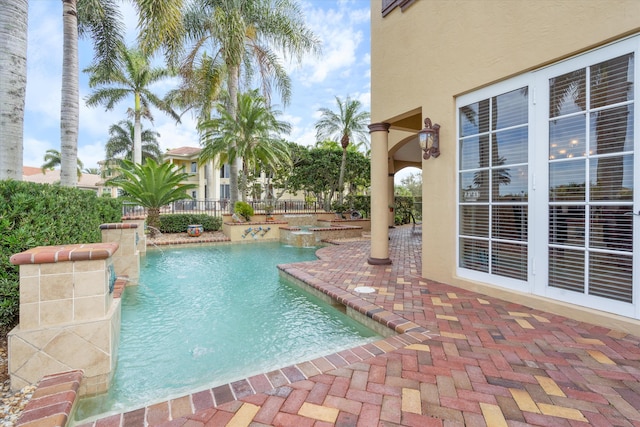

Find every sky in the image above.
[23,0,417,183]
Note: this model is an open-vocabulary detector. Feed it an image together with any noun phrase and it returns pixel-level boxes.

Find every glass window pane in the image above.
[549,248,585,293]
[492,242,527,280]
[493,166,527,201]
[493,206,527,241]
[460,99,490,137]
[589,252,632,303]
[590,105,634,154]
[549,205,585,247]
[459,238,488,272]
[589,205,633,252]
[492,87,528,130]
[549,160,586,201]
[460,171,489,202]
[460,206,489,237]
[460,135,490,170]
[549,115,586,160]
[493,128,528,166]
[549,69,586,118]
[589,155,633,201]
[590,53,634,109]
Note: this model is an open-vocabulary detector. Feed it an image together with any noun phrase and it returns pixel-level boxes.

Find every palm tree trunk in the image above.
[227,64,240,212]
[147,207,161,237]
[133,93,142,164]
[0,0,27,180]
[338,147,347,204]
[60,0,79,187]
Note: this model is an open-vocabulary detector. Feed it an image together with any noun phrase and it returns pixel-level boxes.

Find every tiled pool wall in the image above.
[279,269,396,338]
[277,265,429,338]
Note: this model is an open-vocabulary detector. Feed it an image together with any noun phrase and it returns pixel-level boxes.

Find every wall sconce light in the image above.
[418,117,441,160]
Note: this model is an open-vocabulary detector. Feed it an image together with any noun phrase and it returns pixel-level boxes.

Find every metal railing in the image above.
[122,199,327,217]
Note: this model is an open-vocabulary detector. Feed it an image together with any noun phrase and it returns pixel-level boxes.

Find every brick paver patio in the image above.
[81,226,640,427]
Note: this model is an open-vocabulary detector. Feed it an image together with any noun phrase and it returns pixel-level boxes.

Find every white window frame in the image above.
[456,74,534,292]
[456,35,639,320]
[532,36,639,318]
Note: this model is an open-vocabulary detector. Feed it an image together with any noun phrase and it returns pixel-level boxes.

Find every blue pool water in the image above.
[74,242,381,422]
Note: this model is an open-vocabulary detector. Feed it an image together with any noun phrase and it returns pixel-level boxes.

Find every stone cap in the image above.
[10,242,120,265]
[99,223,138,230]
[16,370,83,427]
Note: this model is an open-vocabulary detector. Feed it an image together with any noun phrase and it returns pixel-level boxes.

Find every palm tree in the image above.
[107,159,197,237]
[41,149,84,179]
[85,45,180,165]
[199,90,292,202]
[105,120,163,163]
[59,0,185,187]
[59,0,125,187]
[83,167,100,175]
[182,0,320,208]
[315,96,370,205]
[0,0,28,181]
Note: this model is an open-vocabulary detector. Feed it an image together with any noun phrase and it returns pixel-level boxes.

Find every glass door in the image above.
[544,51,637,317]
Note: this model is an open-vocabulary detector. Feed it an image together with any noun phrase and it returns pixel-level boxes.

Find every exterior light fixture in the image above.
[418,117,441,160]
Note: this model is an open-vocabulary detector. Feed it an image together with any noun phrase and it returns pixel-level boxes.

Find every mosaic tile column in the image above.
[8,243,122,396]
[100,222,140,282]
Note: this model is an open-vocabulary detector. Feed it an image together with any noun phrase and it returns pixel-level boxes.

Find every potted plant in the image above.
[264,204,275,221]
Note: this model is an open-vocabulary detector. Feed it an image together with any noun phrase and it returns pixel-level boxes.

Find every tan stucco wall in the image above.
[372,1,640,125]
[371,0,640,326]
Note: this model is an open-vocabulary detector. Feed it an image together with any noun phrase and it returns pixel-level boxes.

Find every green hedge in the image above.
[158,214,222,233]
[0,180,123,332]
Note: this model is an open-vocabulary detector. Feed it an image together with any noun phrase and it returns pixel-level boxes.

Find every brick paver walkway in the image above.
[84,226,640,427]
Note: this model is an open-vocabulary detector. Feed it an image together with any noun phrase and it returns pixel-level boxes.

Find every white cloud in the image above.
[23,137,56,169]
[154,116,200,151]
[281,112,302,128]
[290,126,317,147]
[78,140,108,169]
[357,91,371,109]
[291,2,366,85]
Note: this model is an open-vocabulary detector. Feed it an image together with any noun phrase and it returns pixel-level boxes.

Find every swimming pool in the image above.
[73,242,381,422]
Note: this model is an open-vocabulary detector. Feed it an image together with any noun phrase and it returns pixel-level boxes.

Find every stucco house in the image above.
[163,147,305,203]
[369,0,639,331]
[22,166,102,193]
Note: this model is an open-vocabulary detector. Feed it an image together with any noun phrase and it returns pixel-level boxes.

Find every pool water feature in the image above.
[73,242,382,423]
[281,224,364,247]
[287,225,319,247]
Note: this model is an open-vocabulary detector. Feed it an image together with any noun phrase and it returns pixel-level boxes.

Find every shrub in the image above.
[394,195,415,225]
[0,278,19,335]
[234,201,254,221]
[158,214,222,233]
[0,180,123,330]
[346,195,370,218]
[331,200,348,213]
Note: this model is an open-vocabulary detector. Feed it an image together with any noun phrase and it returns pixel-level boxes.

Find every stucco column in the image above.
[368,122,392,265]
